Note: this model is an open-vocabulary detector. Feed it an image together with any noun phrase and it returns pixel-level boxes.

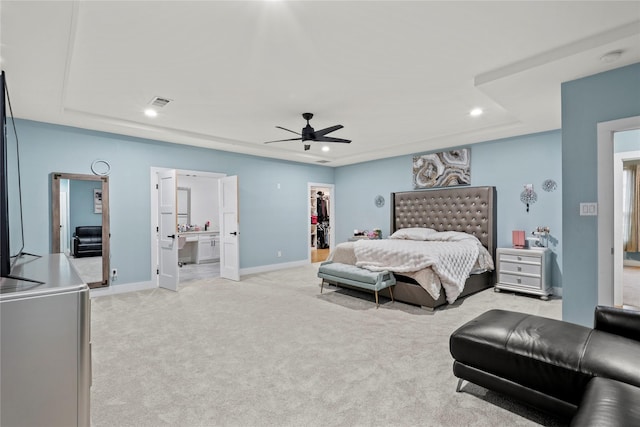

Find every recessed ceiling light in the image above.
[600,50,623,63]
[321,146,330,152]
[144,108,158,118]
[470,108,483,117]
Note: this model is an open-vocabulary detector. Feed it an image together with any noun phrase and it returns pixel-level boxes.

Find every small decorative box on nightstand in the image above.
[494,247,551,300]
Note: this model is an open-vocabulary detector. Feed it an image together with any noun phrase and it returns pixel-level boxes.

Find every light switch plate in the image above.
[580,202,598,216]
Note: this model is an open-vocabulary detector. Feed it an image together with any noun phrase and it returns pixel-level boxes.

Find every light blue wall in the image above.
[69,179,102,233]
[562,62,640,326]
[335,130,564,287]
[16,119,334,285]
[17,116,563,289]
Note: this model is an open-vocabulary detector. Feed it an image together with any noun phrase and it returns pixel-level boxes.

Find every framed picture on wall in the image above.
[413,148,471,188]
[94,188,103,214]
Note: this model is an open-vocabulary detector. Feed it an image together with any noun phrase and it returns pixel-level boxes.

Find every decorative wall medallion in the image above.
[91,159,111,176]
[412,148,471,189]
[542,179,557,192]
[374,195,385,208]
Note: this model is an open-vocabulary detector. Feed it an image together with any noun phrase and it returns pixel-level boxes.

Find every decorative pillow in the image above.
[389,227,437,240]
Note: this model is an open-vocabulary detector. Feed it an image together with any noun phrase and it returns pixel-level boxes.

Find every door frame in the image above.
[149,167,226,287]
[308,182,335,262]
[597,115,640,307]
[614,148,640,306]
[59,190,69,254]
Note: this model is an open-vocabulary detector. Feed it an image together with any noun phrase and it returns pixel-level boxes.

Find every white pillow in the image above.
[389,227,437,240]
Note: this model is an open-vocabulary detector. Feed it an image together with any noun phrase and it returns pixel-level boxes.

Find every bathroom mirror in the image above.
[177,187,191,225]
[51,172,110,288]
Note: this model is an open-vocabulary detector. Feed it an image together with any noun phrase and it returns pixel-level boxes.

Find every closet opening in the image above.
[309,183,334,264]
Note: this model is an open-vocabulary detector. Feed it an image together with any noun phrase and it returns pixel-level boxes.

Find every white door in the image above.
[158,169,179,291]
[219,175,240,281]
[60,191,69,254]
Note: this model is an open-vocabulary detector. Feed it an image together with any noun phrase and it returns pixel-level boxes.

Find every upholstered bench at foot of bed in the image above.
[317,261,396,308]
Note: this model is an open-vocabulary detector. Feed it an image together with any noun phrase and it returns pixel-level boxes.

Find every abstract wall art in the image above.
[412,149,471,189]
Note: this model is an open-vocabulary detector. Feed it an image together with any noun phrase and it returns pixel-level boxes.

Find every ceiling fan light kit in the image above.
[265,112,351,151]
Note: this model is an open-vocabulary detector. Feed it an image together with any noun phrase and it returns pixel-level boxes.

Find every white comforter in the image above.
[353,231,494,304]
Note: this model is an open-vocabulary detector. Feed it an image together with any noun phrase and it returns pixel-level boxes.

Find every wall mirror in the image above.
[177,187,191,225]
[51,172,110,288]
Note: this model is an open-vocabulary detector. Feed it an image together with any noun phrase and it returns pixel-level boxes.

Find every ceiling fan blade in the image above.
[314,124,343,137]
[275,126,301,135]
[264,137,302,144]
[315,136,351,144]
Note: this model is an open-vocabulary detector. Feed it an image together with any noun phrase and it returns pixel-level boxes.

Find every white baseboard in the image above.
[552,286,563,298]
[90,261,312,297]
[240,260,309,276]
[90,280,156,298]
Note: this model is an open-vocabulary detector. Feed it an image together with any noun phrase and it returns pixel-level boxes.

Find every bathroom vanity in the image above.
[178,231,220,264]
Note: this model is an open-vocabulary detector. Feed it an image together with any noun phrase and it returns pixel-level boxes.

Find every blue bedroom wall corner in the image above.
[562,62,640,326]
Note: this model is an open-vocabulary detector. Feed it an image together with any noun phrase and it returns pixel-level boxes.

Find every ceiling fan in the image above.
[264,113,351,151]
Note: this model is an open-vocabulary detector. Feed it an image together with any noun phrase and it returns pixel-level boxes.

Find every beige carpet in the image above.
[90,264,564,427]
[68,255,102,284]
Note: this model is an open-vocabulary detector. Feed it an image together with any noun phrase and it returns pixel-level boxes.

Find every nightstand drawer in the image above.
[498,273,541,289]
[500,261,541,275]
[499,253,540,264]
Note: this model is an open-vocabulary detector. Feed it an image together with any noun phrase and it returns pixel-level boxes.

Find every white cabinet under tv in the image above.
[1,254,91,427]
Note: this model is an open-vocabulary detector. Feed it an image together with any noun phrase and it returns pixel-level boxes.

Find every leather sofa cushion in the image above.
[581,330,640,388]
[75,226,102,238]
[76,236,101,244]
[594,305,640,342]
[77,242,101,250]
[77,237,102,245]
[570,377,640,426]
[450,309,593,405]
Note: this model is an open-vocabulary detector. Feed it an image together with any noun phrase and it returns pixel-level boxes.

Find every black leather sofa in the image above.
[450,306,640,425]
[73,226,102,258]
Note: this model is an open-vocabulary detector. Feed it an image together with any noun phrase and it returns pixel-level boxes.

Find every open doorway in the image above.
[616,143,640,310]
[309,183,334,264]
[597,116,640,310]
[150,167,238,290]
[175,173,221,283]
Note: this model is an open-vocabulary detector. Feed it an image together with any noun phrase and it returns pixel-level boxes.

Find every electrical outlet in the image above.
[277,250,282,257]
[111,268,118,281]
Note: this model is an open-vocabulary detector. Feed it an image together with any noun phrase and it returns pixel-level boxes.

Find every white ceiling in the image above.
[1,1,639,167]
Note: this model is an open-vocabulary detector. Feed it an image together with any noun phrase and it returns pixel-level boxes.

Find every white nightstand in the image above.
[494,247,551,300]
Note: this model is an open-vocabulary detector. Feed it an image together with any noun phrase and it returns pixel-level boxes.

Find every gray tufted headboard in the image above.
[390,186,496,253]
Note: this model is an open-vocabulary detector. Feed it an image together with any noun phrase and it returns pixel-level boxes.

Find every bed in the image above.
[329,186,496,310]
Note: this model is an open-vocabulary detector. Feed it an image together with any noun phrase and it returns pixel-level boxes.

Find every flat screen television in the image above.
[0,70,41,283]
